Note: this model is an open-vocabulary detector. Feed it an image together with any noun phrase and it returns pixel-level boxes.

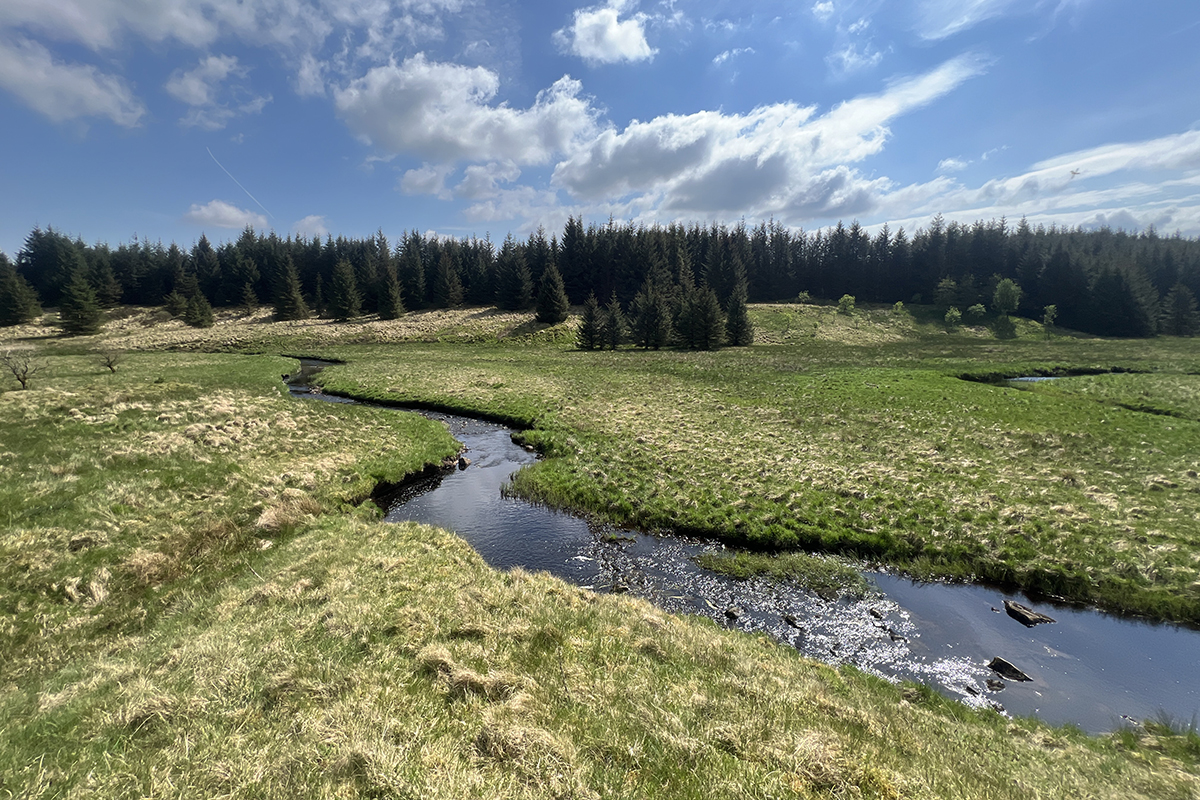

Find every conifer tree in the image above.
[535,262,570,324]
[1160,282,1199,336]
[432,252,464,308]
[0,257,42,326]
[90,258,123,307]
[600,291,626,350]
[273,256,310,321]
[164,290,188,318]
[328,258,362,321]
[629,276,671,349]
[496,235,533,311]
[239,282,259,316]
[59,268,103,335]
[724,280,754,346]
[676,285,724,350]
[377,266,406,320]
[184,293,215,328]
[397,232,426,309]
[577,292,602,350]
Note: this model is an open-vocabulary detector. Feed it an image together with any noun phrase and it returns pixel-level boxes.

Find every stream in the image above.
[289,360,1200,734]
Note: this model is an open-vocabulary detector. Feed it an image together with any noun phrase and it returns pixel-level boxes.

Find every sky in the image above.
[2,0,1199,257]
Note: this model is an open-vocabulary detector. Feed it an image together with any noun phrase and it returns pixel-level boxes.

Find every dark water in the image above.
[289,361,1200,734]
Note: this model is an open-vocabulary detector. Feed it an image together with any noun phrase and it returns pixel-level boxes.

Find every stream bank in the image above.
[288,359,1200,734]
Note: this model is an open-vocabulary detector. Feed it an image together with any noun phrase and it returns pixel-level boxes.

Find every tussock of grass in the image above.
[694,550,871,598]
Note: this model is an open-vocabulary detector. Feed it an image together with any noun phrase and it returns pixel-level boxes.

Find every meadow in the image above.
[2,304,1199,798]
[310,308,1200,623]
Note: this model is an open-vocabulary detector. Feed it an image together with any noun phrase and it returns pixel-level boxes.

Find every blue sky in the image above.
[2,0,1199,256]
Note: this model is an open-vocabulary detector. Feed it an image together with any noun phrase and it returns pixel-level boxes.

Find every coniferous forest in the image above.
[3,215,1199,340]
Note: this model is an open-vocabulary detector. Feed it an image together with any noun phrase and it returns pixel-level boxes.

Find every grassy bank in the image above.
[0,346,1197,797]
[301,310,1200,623]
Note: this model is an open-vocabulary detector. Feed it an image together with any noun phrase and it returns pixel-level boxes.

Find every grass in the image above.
[306,316,1200,622]
[2,307,1200,797]
[693,551,872,599]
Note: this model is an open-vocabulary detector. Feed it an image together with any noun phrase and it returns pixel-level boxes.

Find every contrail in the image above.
[207,147,275,221]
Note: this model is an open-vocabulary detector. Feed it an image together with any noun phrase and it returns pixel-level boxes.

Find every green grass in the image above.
[304,311,1200,622]
[2,321,1199,797]
[693,550,872,599]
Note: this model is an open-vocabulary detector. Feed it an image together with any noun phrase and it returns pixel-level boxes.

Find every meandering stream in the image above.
[289,360,1200,734]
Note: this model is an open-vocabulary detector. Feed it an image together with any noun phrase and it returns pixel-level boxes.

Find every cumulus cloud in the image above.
[183,199,268,229]
[456,161,522,199]
[165,54,271,130]
[812,1,836,22]
[553,54,985,223]
[554,0,655,65]
[293,214,330,238]
[826,42,883,75]
[399,163,455,199]
[937,157,970,172]
[334,54,600,165]
[0,36,145,126]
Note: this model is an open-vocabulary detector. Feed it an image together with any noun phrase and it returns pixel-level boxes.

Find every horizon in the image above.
[2,1,1199,258]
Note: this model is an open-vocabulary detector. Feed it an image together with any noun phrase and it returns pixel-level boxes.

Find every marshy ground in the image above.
[2,303,1198,798]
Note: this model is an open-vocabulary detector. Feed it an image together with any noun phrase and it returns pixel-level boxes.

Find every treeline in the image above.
[3,215,1199,338]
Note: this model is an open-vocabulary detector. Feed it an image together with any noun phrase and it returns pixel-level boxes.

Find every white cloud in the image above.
[400,163,455,199]
[0,36,145,126]
[293,214,330,238]
[334,54,601,165]
[553,55,986,222]
[712,47,754,66]
[165,54,241,105]
[812,2,835,22]
[554,1,655,65]
[183,199,268,229]
[456,161,522,199]
[937,157,970,172]
[296,52,326,96]
[826,42,883,74]
[166,54,270,130]
[914,0,1021,40]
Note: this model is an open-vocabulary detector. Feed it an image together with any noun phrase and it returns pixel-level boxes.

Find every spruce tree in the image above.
[577,292,602,350]
[90,258,123,307]
[0,257,42,326]
[1160,283,1199,336]
[496,235,533,311]
[535,262,570,324]
[432,252,464,308]
[273,257,311,321]
[677,286,724,350]
[724,280,754,346]
[184,293,215,328]
[59,269,104,335]
[164,290,188,318]
[377,267,406,320]
[600,291,626,350]
[328,258,362,321]
[630,277,671,349]
[239,282,259,316]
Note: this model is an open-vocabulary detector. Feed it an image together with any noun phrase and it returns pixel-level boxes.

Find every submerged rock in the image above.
[1003,599,1055,627]
[988,657,1032,682]
[782,613,802,628]
[457,456,471,470]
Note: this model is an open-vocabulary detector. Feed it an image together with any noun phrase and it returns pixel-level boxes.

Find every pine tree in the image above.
[328,258,362,321]
[184,293,215,328]
[90,258,123,307]
[377,267,406,320]
[0,257,42,326]
[59,268,103,335]
[577,292,602,351]
[496,235,533,311]
[724,280,754,346]
[397,232,426,309]
[273,256,310,321]
[600,291,626,350]
[535,262,570,324]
